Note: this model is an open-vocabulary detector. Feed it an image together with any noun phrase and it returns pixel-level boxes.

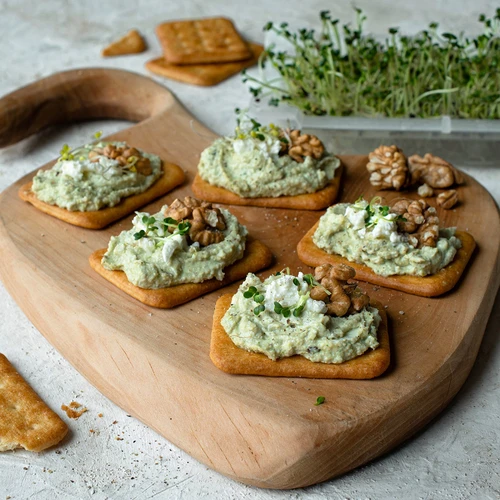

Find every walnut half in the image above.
[366,145,410,190]
[310,263,370,317]
[408,153,464,189]
[280,129,325,163]
[163,196,226,247]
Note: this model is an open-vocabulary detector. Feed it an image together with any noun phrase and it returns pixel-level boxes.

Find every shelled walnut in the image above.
[390,198,440,247]
[88,144,152,175]
[366,145,410,190]
[163,196,226,247]
[280,129,325,163]
[310,263,370,317]
[436,189,459,209]
[408,153,463,189]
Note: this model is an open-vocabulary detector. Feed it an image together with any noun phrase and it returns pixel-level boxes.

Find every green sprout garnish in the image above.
[253,304,266,316]
[315,396,326,406]
[133,215,191,241]
[244,9,500,119]
[57,131,105,163]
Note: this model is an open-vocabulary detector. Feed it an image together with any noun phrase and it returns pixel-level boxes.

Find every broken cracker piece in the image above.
[0,354,68,452]
[102,29,146,57]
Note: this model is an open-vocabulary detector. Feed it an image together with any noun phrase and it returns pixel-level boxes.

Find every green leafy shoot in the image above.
[244,9,500,119]
[57,130,105,163]
[133,215,191,241]
[254,304,266,316]
[315,396,326,406]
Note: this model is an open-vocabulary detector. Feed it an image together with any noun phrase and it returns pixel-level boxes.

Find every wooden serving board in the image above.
[0,69,499,489]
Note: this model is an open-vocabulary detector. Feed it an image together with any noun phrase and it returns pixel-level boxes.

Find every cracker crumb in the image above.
[61,401,88,419]
[399,310,405,315]
[98,413,103,418]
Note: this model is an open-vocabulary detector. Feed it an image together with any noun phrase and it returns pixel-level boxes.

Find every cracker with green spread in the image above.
[210,264,390,379]
[19,137,185,229]
[192,113,342,210]
[90,196,273,307]
[297,197,476,297]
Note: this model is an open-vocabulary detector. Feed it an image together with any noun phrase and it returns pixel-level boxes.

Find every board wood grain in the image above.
[0,69,499,489]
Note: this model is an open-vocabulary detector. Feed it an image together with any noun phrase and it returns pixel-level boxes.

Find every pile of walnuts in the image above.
[310,263,370,317]
[88,144,152,176]
[163,196,226,247]
[366,146,463,210]
[280,129,325,163]
[390,198,440,247]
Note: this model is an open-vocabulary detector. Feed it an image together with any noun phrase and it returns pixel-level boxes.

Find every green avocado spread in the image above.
[313,199,462,277]
[32,141,162,212]
[101,206,248,289]
[197,117,339,198]
[221,272,380,364]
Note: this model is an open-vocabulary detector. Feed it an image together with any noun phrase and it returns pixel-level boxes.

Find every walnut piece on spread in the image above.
[366,145,410,190]
[436,189,459,210]
[88,144,152,175]
[408,153,464,189]
[310,263,370,317]
[390,198,440,247]
[163,196,226,247]
[280,129,325,163]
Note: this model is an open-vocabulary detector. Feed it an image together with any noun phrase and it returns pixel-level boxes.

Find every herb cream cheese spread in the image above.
[197,115,340,198]
[32,141,162,211]
[313,198,462,277]
[101,206,248,289]
[221,272,380,364]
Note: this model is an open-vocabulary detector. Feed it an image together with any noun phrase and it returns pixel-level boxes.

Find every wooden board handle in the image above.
[0,68,175,148]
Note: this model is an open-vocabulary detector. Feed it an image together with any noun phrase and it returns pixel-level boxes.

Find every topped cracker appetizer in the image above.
[191,113,342,210]
[19,133,185,229]
[210,263,390,379]
[297,197,476,297]
[89,196,272,307]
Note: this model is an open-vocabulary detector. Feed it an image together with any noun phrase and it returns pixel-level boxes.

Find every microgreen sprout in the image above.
[244,9,500,119]
[363,197,406,228]
[243,286,267,315]
[315,396,326,406]
[133,215,191,241]
[57,131,105,163]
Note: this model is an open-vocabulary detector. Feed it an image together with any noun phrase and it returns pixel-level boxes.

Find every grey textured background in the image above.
[0,1,499,498]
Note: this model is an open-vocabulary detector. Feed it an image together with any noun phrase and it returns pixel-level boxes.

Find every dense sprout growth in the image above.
[243,9,500,119]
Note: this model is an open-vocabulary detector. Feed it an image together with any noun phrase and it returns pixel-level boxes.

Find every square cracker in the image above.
[145,42,264,87]
[297,221,476,297]
[18,161,185,229]
[210,294,390,379]
[191,163,343,210]
[156,17,251,65]
[89,238,273,308]
[0,354,68,452]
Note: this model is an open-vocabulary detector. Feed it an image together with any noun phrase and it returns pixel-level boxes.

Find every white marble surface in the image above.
[1,0,499,499]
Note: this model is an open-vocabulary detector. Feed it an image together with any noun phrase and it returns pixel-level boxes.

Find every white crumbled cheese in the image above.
[257,136,281,156]
[162,234,187,262]
[371,217,397,239]
[263,273,326,314]
[60,160,85,180]
[233,139,254,155]
[345,206,367,229]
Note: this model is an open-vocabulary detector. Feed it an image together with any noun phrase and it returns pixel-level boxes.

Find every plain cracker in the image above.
[19,162,185,229]
[0,354,68,452]
[297,221,476,297]
[191,163,343,210]
[89,239,273,308]
[156,17,251,65]
[210,295,390,379]
[102,29,147,57]
[145,42,264,87]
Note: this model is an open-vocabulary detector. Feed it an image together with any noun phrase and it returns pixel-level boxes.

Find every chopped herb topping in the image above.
[315,396,326,406]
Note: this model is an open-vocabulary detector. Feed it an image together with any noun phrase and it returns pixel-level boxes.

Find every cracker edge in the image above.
[0,354,68,452]
[155,17,251,65]
[18,162,185,229]
[209,295,390,379]
[89,239,273,308]
[297,221,476,297]
[101,29,147,57]
[145,42,264,87]
[191,163,343,210]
